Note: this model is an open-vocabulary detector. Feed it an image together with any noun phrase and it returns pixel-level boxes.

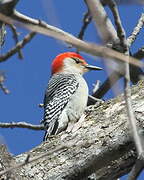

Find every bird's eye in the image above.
[72,58,81,64]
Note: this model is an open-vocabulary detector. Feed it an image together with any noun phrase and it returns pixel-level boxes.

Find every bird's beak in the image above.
[84,64,102,71]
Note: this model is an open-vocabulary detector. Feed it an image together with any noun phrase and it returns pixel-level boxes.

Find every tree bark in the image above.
[1,80,144,180]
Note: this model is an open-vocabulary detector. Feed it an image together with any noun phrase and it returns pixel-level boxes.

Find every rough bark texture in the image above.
[0,80,144,180]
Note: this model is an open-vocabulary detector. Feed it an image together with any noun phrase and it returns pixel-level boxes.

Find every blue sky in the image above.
[0,1,144,179]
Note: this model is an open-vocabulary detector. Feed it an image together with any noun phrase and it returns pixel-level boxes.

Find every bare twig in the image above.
[0,83,10,94]
[0,144,68,177]
[88,6,144,103]
[127,13,144,46]
[0,12,142,68]
[78,11,92,40]
[88,71,121,103]
[0,72,10,94]
[85,0,125,106]
[8,24,23,59]
[88,95,104,105]
[84,0,118,43]
[127,14,144,84]
[107,0,127,50]
[0,122,44,130]
[0,23,6,47]
[88,64,144,103]
[92,80,101,94]
[0,32,36,62]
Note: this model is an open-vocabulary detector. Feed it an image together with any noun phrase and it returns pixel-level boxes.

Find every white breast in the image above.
[65,74,88,122]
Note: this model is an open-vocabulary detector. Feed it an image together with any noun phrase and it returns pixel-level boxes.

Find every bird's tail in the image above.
[43,120,59,141]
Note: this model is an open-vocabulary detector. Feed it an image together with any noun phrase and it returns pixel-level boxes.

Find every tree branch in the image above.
[0,32,36,62]
[78,11,92,40]
[0,71,10,94]
[107,0,127,50]
[8,24,23,59]
[84,0,118,43]
[0,11,142,68]
[127,13,144,46]
[0,144,68,177]
[0,80,143,180]
[89,11,144,101]
[0,122,44,130]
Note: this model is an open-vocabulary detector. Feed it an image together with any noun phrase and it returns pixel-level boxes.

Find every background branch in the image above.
[127,13,144,46]
[78,11,92,40]
[108,0,127,49]
[84,0,118,43]
[0,31,36,62]
[0,12,141,67]
[0,122,44,130]
[89,11,144,102]
[0,72,9,94]
[8,24,23,59]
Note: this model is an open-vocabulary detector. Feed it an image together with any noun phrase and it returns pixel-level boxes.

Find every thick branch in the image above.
[0,80,142,180]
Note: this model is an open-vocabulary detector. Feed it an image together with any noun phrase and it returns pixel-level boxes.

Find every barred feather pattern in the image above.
[43,73,79,140]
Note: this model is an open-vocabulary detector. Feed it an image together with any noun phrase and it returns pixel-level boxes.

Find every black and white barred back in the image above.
[42,73,79,141]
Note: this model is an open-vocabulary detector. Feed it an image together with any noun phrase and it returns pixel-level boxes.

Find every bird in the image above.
[42,52,102,141]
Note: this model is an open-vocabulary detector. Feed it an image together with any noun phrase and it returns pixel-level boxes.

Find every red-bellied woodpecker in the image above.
[42,52,102,141]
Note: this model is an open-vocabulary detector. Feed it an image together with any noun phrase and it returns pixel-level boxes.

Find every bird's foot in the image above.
[65,114,86,134]
[71,114,86,133]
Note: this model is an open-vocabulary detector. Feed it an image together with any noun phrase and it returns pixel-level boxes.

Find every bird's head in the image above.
[51,52,102,75]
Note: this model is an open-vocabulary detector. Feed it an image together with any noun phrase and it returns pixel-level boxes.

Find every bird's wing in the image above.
[43,74,79,139]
